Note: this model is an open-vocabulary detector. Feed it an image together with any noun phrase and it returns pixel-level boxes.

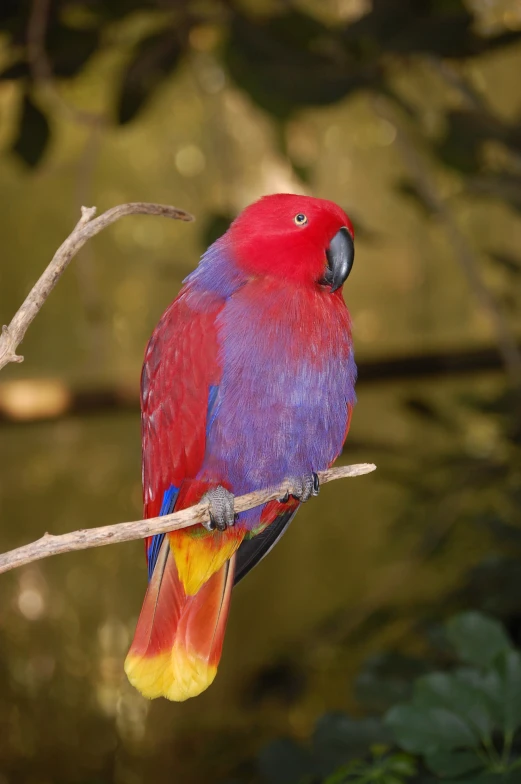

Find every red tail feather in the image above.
[125,539,235,701]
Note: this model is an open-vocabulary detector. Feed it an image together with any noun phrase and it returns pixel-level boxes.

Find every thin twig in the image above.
[373,96,521,384]
[0,464,376,575]
[0,203,194,371]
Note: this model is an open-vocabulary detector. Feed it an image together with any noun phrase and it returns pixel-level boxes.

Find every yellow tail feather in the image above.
[124,647,217,702]
[170,528,244,596]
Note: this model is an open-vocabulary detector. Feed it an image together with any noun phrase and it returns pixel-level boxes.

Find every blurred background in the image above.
[1,1,521,782]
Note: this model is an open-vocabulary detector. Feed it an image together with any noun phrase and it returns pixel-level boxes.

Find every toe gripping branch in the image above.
[202,486,237,532]
[203,472,320,533]
[279,472,320,504]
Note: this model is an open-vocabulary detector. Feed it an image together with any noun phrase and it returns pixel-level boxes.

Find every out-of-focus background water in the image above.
[1,1,521,782]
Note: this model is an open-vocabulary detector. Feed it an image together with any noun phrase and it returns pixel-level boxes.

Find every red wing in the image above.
[141,288,223,522]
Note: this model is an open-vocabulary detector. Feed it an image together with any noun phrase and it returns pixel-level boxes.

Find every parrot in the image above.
[124,193,357,701]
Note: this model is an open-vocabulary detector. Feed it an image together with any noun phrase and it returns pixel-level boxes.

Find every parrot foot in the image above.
[202,486,236,532]
[280,472,320,504]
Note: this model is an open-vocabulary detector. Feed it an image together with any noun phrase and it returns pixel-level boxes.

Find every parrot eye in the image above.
[294,213,308,226]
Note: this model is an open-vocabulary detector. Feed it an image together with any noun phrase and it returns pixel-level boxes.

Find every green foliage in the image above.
[258,715,393,783]
[446,612,512,668]
[224,11,365,120]
[385,612,521,781]
[324,747,416,784]
[258,738,314,784]
[252,613,521,784]
[116,30,185,125]
[1,0,521,206]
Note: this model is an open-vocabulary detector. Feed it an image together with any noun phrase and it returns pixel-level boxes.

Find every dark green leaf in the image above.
[425,749,483,777]
[313,713,391,776]
[455,667,505,730]
[446,612,512,667]
[203,213,234,249]
[387,753,417,776]
[341,1,519,60]
[413,671,495,741]
[0,60,29,80]
[117,30,184,125]
[47,26,100,78]
[385,704,478,754]
[323,759,365,784]
[257,738,313,784]
[12,94,50,168]
[435,111,485,174]
[225,12,371,120]
[495,650,521,736]
[443,774,521,784]
[355,652,429,712]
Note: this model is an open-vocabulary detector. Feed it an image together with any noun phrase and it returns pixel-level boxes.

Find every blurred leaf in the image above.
[0,60,29,80]
[456,557,521,618]
[203,212,234,249]
[468,174,521,214]
[446,612,512,668]
[313,713,392,776]
[395,179,433,216]
[384,9,474,58]
[488,252,521,278]
[343,0,521,59]
[424,749,482,777]
[257,738,313,784]
[0,0,25,30]
[244,659,307,708]
[435,110,485,173]
[454,667,505,729]
[403,397,456,430]
[117,30,184,124]
[47,24,100,78]
[324,750,416,783]
[413,671,495,742]
[475,514,521,546]
[444,774,521,784]
[355,652,430,712]
[387,753,416,777]
[385,703,478,754]
[12,93,50,168]
[225,11,371,119]
[290,161,313,185]
[495,650,521,736]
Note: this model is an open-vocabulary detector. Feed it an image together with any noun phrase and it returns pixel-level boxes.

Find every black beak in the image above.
[322,227,354,292]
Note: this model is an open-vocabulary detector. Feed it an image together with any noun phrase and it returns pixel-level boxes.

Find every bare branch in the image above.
[0,464,376,576]
[0,203,194,372]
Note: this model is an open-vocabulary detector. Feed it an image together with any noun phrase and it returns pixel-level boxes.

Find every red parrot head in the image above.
[227,194,355,291]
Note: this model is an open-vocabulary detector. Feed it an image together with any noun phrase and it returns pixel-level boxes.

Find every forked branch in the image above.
[0,202,194,371]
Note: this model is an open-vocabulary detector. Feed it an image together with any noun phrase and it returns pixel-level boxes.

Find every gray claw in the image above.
[202,486,236,532]
[291,472,320,503]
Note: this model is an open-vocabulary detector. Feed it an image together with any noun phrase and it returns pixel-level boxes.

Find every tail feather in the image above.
[125,538,235,701]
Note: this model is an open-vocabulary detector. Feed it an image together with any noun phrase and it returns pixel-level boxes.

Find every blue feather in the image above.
[206,384,220,437]
[147,484,179,580]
